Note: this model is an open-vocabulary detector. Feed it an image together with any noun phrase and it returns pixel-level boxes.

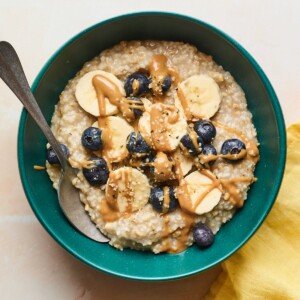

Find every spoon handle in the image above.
[0,41,69,169]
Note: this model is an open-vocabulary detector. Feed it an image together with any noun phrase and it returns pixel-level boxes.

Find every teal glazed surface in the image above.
[18,12,286,281]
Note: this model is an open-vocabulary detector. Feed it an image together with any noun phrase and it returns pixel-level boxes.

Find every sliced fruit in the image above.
[149,103,188,152]
[75,70,123,117]
[92,116,133,163]
[172,149,193,178]
[138,111,152,147]
[177,170,222,215]
[140,97,152,112]
[105,167,150,213]
[177,74,221,120]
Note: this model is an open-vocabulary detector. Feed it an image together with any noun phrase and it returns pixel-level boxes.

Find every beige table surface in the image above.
[0,1,299,299]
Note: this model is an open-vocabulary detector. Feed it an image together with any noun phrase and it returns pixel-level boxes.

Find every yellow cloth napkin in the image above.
[205,122,300,300]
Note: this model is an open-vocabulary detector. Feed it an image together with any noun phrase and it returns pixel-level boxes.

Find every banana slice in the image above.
[140,98,152,112]
[75,70,123,117]
[177,74,221,120]
[177,170,222,215]
[173,149,193,178]
[138,111,152,147]
[92,116,133,163]
[105,167,150,213]
[149,103,188,152]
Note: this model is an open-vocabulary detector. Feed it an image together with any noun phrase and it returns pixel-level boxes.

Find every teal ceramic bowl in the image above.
[18,12,286,281]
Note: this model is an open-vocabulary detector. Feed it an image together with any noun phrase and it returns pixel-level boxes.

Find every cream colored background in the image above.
[0,1,299,299]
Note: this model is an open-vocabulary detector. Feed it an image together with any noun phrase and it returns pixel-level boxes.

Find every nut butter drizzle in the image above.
[213,121,260,163]
[162,187,170,214]
[100,167,134,223]
[189,129,201,153]
[153,152,175,182]
[199,148,247,164]
[177,87,192,120]
[149,54,180,97]
[158,155,196,254]
[92,74,139,122]
[150,103,179,151]
[132,79,140,96]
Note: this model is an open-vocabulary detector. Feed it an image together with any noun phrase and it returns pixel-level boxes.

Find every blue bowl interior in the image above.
[18,12,286,281]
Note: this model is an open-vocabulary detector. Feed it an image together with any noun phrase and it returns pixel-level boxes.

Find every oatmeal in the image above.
[46,41,259,253]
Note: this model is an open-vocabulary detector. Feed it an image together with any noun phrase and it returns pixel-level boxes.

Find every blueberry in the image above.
[150,186,179,213]
[124,73,150,96]
[180,134,203,156]
[127,97,144,118]
[46,144,70,165]
[194,120,216,144]
[126,132,151,156]
[82,157,109,186]
[221,139,246,156]
[193,223,214,249]
[202,144,217,156]
[161,75,172,93]
[81,127,102,151]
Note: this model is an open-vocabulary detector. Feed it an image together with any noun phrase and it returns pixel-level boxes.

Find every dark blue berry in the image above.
[202,144,217,156]
[46,144,69,165]
[221,139,246,156]
[180,134,203,156]
[194,120,216,144]
[124,73,150,96]
[82,157,109,186]
[126,132,151,156]
[81,127,102,151]
[193,223,214,248]
[150,186,178,213]
[161,75,172,93]
[127,97,144,118]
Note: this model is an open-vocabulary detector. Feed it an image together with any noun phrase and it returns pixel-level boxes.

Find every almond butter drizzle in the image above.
[97,117,112,162]
[177,86,192,120]
[199,148,247,164]
[69,159,97,169]
[159,209,195,254]
[175,211,195,253]
[100,167,133,222]
[92,74,138,122]
[189,130,201,153]
[153,152,175,182]
[150,103,179,151]
[213,121,260,163]
[132,79,140,96]
[222,177,257,207]
[122,168,133,215]
[149,54,180,96]
[162,187,170,214]
[33,165,45,170]
[176,163,256,216]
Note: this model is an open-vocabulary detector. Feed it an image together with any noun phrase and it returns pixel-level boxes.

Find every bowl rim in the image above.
[17,11,286,281]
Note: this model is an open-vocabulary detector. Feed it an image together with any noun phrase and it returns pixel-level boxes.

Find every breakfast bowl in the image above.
[17,12,286,281]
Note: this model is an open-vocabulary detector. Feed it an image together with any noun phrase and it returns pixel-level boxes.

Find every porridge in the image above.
[46,41,259,254]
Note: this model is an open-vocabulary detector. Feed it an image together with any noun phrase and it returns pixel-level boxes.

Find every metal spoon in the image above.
[0,41,109,243]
